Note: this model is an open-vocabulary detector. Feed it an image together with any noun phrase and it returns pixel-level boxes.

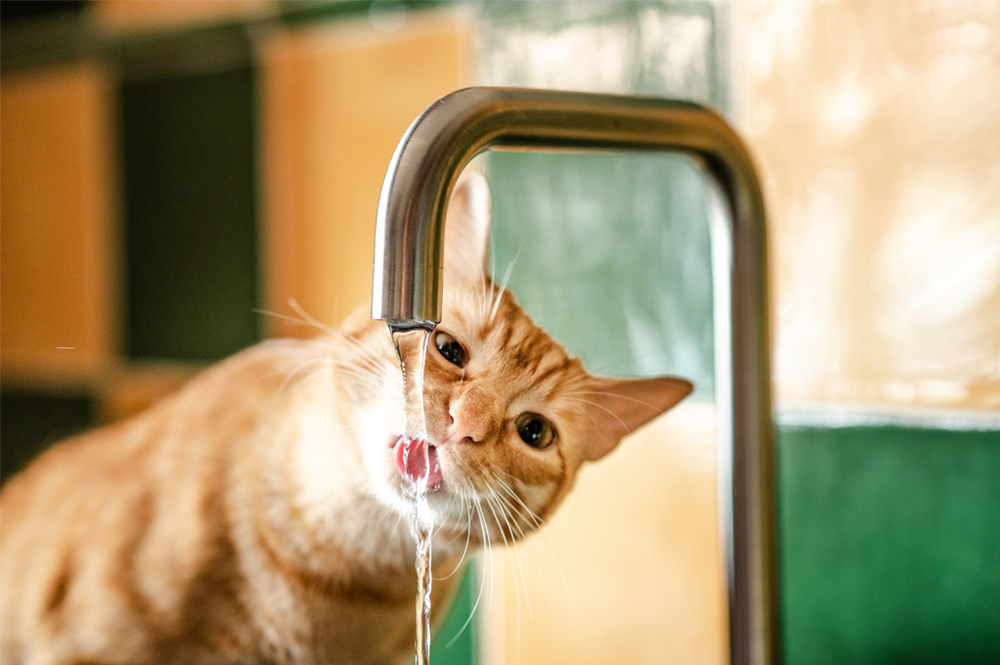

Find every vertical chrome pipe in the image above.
[372,87,778,665]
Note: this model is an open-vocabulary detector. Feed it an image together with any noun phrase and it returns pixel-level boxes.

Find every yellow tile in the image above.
[480,401,726,665]
[259,9,473,336]
[738,0,1000,410]
[91,0,278,32]
[1,62,117,385]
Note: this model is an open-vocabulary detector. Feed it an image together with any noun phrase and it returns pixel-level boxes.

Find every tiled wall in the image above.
[3,2,998,665]
[735,4,1000,660]
[777,419,1000,665]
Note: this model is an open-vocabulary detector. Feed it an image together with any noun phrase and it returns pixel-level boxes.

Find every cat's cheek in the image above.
[519,481,559,518]
[368,456,414,516]
[348,400,411,514]
[435,446,479,489]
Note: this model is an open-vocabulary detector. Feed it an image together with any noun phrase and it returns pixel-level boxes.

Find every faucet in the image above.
[371,87,778,665]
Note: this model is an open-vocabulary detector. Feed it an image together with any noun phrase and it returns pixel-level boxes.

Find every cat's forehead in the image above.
[442,284,586,388]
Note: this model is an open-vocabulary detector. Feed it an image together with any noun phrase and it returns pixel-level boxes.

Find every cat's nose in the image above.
[445,390,496,445]
[447,405,489,445]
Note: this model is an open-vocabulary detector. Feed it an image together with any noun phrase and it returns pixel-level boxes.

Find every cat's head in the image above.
[363,173,691,551]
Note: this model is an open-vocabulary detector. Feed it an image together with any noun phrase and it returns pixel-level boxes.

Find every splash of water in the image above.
[388,322,436,665]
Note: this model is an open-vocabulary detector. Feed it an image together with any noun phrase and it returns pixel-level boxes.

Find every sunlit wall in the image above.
[738,0,1000,412]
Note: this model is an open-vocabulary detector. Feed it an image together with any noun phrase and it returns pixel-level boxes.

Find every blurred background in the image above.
[1,1,998,664]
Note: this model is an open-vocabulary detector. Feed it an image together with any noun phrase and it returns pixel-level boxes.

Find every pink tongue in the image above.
[394,438,443,489]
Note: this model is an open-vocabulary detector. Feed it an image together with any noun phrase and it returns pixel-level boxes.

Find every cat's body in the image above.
[0,174,691,665]
[1,333,461,665]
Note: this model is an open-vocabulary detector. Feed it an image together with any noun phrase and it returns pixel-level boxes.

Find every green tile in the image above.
[0,389,95,485]
[481,1,722,387]
[777,424,1000,665]
[490,152,715,388]
[121,66,260,362]
[431,561,478,665]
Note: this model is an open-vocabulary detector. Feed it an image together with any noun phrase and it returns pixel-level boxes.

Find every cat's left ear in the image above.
[581,376,693,461]
[444,171,491,285]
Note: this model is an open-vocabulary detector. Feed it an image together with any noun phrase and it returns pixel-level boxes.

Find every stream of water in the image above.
[388,323,436,665]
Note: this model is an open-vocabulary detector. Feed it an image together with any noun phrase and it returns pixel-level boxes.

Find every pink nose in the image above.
[447,400,491,445]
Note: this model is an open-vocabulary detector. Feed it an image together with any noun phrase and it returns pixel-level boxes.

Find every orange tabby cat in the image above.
[0,173,692,665]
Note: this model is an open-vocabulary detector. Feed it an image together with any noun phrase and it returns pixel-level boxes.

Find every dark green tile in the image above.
[0,389,95,485]
[121,66,260,362]
[777,424,1000,665]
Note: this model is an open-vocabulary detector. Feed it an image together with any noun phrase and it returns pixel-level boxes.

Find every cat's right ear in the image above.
[444,171,491,285]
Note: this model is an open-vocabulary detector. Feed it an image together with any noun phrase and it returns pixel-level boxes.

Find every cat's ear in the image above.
[444,171,491,285]
[581,376,693,461]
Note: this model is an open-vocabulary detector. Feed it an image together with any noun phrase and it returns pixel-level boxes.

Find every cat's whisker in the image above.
[392,507,407,538]
[488,488,520,540]
[437,502,473,580]
[446,528,492,649]
[492,482,574,590]
[335,365,390,388]
[286,298,338,337]
[443,502,486,648]
[565,389,667,411]
[489,240,523,324]
[331,370,385,394]
[488,480,529,542]
[371,501,399,531]
[273,357,338,393]
[466,470,503,636]
[563,398,607,436]
[568,397,633,434]
[472,500,498,616]
[488,482,538,623]
[493,472,600,587]
[297,365,341,390]
[494,483,577,602]
[434,492,469,546]
[325,364,393,395]
[476,272,493,321]
[337,337,397,374]
[253,307,324,332]
[480,276,492,322]
[474,271,490,322]
[488,262,513,327]
[485,489,534,621]
[482,494,523,631]
[330,349,394,376]
[488,218,497,292]
[493,475,545,531]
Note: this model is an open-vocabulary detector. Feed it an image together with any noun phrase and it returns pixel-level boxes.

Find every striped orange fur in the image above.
[0,174,692,665]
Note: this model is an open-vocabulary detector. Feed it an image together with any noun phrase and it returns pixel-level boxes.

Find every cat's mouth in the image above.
[392,438,444,491]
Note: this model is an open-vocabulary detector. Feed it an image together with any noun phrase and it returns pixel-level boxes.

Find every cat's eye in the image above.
[515,413,555,450]
[434,331,467,368]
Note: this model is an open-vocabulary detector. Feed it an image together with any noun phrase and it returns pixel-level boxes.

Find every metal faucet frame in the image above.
[371,87,777,665]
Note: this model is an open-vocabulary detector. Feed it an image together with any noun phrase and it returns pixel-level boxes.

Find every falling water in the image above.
[388,322,436,665]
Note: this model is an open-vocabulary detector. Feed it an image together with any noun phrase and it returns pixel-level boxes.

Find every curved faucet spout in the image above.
[372,86,759,325]
[371,87,777,665]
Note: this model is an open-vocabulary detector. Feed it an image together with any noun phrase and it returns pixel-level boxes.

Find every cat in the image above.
[0,172,692,665]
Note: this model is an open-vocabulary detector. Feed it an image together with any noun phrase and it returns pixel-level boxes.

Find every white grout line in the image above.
[775,403,1000,432]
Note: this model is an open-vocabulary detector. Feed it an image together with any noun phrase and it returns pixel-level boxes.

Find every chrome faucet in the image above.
[371,87,778,665]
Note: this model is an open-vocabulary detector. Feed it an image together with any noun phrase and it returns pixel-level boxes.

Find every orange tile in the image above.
[1,62,118,385]
[259,10,473,337]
